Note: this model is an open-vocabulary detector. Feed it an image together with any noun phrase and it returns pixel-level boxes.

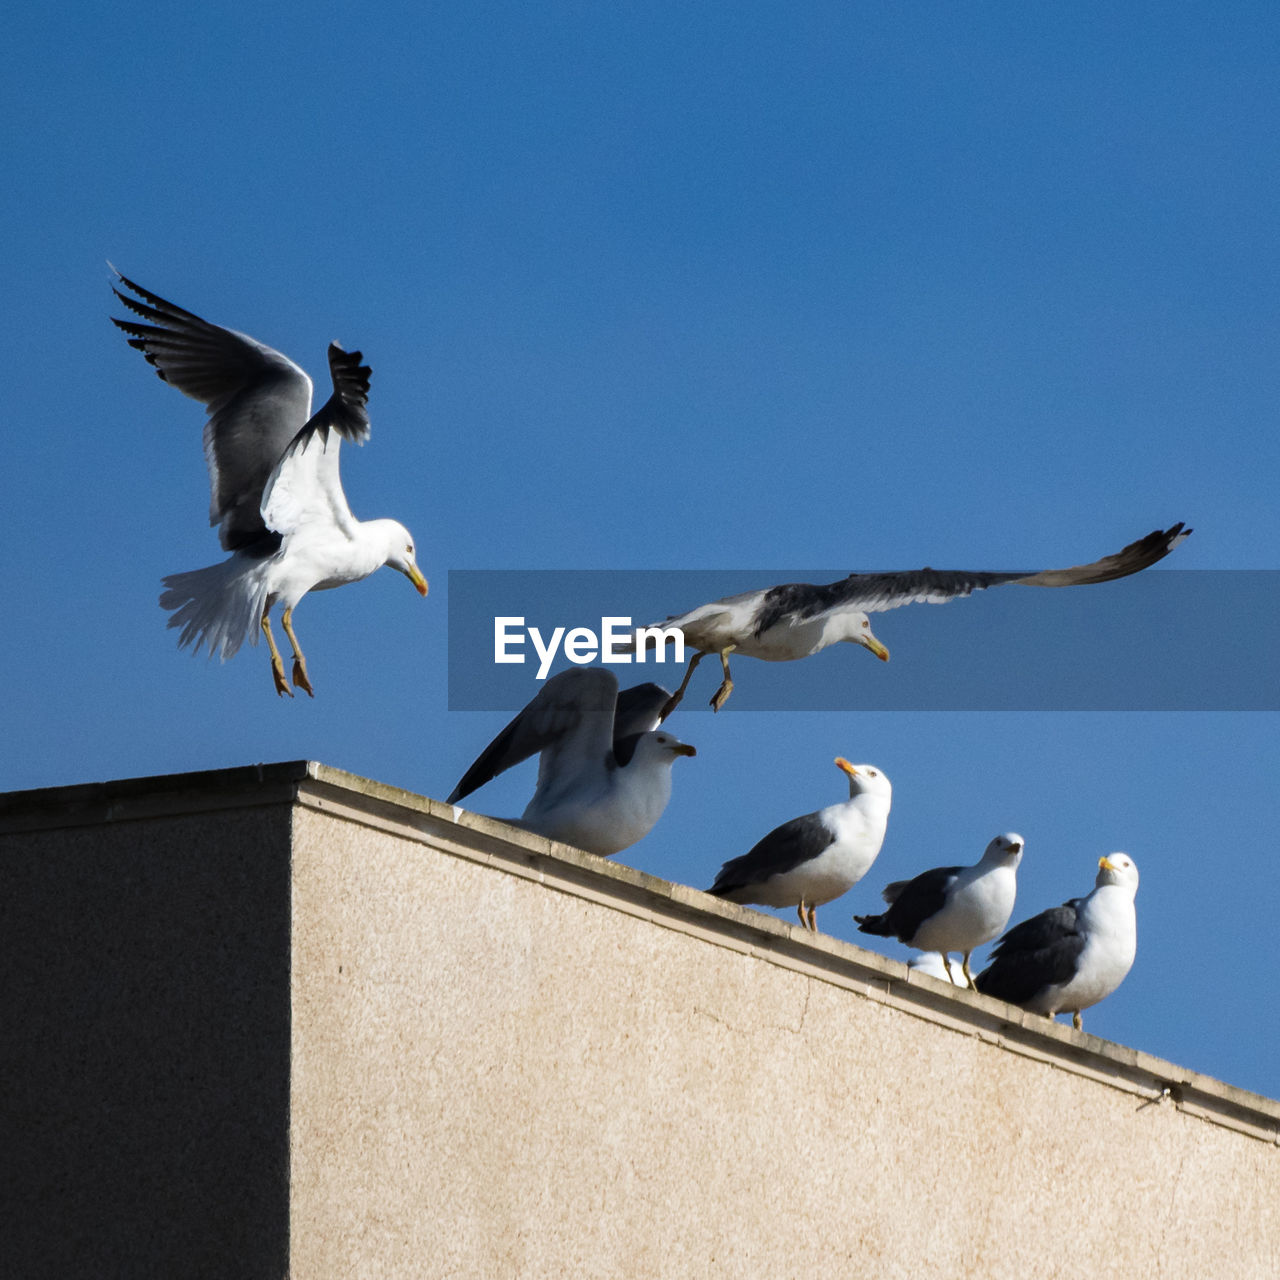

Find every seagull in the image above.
[855,833,1026,987]
[447,667,695,857]
[974,853,1139,1031]
[633,524,1190,712]
[111,271,428,697]
[707,759,892,932]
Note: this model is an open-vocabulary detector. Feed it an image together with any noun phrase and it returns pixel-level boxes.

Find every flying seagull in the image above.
[975,853,1139,1031]
[634,523,1190,712]
[707,759,891,931]
[111,270,428,697]
[447,667,695,857]
[855,833,1026,987]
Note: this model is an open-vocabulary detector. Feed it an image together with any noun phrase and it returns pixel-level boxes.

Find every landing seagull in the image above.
[975,854,1139,1031]
[447,667,695,857]
[111,271,428,697]
[636,524,1190,712]
[707,759,891,932]
[855,833,1026,987]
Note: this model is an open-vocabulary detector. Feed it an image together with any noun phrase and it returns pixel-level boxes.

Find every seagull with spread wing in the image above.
[447,667,696,857]
[633,524,1191,713]
[111,270,428,697]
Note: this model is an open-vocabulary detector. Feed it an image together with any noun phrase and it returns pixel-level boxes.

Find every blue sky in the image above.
[3,3,1277,1097]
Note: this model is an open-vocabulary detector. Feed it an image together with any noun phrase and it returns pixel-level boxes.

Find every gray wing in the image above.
[854,866,963,942]
[112,272,370,552]
[749,524,1190,634]
[974,899,1086,1006]
[613,682,672,737]
[611,681,675,767]
[447,667,620,804]
[708,812,835,896]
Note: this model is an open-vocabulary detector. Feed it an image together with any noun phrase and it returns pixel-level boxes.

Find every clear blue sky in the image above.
[2,4,1277,1097]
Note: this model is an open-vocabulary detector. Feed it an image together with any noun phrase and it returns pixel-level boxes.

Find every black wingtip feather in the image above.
[110,270,207,325]
[306,341,373,445]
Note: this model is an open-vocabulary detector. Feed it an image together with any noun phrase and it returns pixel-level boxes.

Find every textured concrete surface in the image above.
[3,762,1278,1279]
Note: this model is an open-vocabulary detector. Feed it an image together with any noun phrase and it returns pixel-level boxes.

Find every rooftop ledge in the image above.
[4,758,1277,1147]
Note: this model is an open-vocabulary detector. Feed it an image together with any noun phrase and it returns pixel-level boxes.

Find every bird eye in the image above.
[868,769,877,776]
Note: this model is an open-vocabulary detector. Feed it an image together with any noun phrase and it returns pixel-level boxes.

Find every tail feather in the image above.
[159,557,269,660]
[853,912,893,937]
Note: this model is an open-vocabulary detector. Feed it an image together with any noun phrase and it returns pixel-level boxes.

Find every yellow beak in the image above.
[406,564,429,597]
[1098,856,1116,872]
[834,757,857,777]
[863,636,890,662]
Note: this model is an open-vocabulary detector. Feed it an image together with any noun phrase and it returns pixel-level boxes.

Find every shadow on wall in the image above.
[0,801,292,1280]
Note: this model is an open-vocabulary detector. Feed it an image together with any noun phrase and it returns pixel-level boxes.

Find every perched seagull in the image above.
[447,667,695,857]
[707,759,892,932]
[111,271,428,697]
[975,853,1140,1031]
[634,524,1190,712]
[855,833,1026,987]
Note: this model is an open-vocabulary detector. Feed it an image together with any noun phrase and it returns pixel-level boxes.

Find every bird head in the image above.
[380,520,428,596]
[651,731,697,760]
[834,758,892,803]
[845,613,889,662]
[629,731,696,771]
[1096,853,1139,892]
[986,832,1025,863]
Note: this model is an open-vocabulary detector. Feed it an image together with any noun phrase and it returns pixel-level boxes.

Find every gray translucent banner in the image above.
[447,570,1278,711]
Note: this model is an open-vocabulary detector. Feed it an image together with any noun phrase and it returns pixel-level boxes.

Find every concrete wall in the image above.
[3,763,1277,1279]
[0,766,294,1280]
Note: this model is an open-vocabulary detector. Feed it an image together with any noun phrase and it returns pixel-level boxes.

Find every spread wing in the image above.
[749,523,1191,635]
[613,682,672,736]
[259,345,372,541]
[111,270,315,552]
[302,341,372,446]
[447,668,621,806]
[610,681,676,766]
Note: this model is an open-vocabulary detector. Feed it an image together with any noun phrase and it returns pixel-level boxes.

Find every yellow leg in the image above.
[660,651,705,720]
[261,612,293,698]
[1072,1011,1083,1031]
[941,953,956,984]
[709,645,737,713]
[961,951,976,990]
[281,606,314,698]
